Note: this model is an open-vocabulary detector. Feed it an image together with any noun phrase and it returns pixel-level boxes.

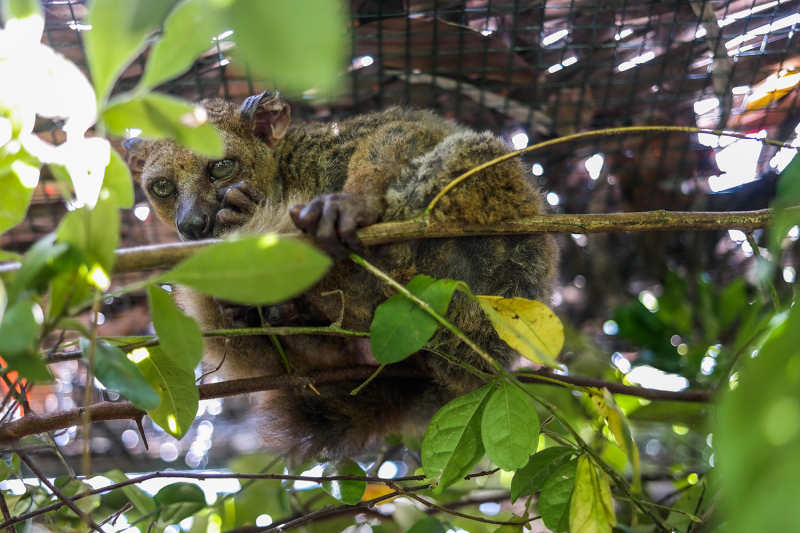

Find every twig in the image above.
[0,365,713,444]
[82,290,103,477]
[351,254,672,533]
[15,451,105,533]
[424,126,799,213]
[96,502,133,529]
[2,208,792,279]
[0,489,17,533]
[350,364,385,395]
[387,482,534,527]
[0,470,426,531]
[464,468,500,480]
[46,325,369,363]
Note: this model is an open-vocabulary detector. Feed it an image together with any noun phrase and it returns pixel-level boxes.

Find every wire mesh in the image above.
[1,0,799,472]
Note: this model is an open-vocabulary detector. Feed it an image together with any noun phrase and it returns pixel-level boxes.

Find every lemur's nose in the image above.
[177,212,213,241]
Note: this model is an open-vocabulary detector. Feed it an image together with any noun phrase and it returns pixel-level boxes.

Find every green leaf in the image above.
[769,155,800,259]
[103,93,223,157]
[104,469,157,515]
[717,294,800,533]
[569,455,615,533]
[134,345,199,438]
[56,196,119,275]
[421,382,494,494]
[7,234,68,302]
[406,517,447,533]
[84,0,180,103]
[717,278,747,329]
[82,338,160,411]
[54,478,100,518]
[481,381,539,471]
[50,197,120,317]
[102,149,134,209]
[85,0,151,103]
[665,478,706,533]
[322,459,366,505]
[0,457,12,482]
[0,280,5,327]
[0,161,38,236]
[155,483,207,528]
[540,459,578,532]
[140,0,227,90]
[370,276,460,364]
[160,235,331,305]
[148,284,203,371]
[228,0,346,92]
[0,299,50,382]
[510,446,575,503]
[1,0,43,21]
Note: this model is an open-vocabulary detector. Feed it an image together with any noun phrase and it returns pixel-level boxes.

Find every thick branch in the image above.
[0,366,710,444]
[0,208,786,276]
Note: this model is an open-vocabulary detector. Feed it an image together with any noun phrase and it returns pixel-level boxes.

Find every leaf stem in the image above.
[350,252,672,533]
[350,364,386,395]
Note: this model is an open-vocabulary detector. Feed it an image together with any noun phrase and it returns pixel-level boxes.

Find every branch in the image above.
[0,366,711,444]
[0,208,790,276]
[16,451,105,533]
[0,469,429,531]
[387,482,534,527]
[424,126,799,213]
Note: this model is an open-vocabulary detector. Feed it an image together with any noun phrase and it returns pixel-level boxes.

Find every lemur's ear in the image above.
[240,90,291,148]
[121,137,150,179]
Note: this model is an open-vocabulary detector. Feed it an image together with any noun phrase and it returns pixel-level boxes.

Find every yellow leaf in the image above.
[588,388,641,492]
[570,456,616,533]
[361,484,396,504]
[476,296,563,368]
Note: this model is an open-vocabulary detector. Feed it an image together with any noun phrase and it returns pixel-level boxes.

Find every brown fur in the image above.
[128,94,559,459]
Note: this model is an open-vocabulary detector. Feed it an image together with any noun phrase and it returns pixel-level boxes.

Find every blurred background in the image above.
[0,0,798,515]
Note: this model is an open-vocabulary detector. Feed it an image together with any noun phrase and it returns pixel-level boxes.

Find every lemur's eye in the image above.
[150,179,176,198]
[209,159,237,181]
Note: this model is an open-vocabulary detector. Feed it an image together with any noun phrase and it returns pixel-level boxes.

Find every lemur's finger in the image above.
[318,201,351,258]
[336,208,362,252]
[216,208,248,228]
[294,201,323,233]
[235,180,266,205]
[221,187,255,214]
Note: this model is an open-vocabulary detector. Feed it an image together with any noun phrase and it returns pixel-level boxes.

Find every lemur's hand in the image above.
[214,180,267,233]
[289,193,379,258]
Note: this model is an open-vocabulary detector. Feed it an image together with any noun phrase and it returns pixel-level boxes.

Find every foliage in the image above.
[0,1,798,532]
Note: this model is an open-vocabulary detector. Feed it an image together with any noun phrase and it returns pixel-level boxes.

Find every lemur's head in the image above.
[123,91,290,241]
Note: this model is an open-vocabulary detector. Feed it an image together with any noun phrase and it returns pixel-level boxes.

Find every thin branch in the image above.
[387,482,534,527]
[96,502,133,530]
[45,325,368,363]
[0,208,791,278]
[0,470,427,531]
[15,451,105,533]
[0,490,17,533]
[423,126,799,213]
[0,366,712,444]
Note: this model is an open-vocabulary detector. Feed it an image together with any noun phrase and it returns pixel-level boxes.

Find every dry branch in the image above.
[0,366,711,445]
[0,208,789,276]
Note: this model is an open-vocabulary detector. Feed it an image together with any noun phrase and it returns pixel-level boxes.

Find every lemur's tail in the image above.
[261,378,447,460]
